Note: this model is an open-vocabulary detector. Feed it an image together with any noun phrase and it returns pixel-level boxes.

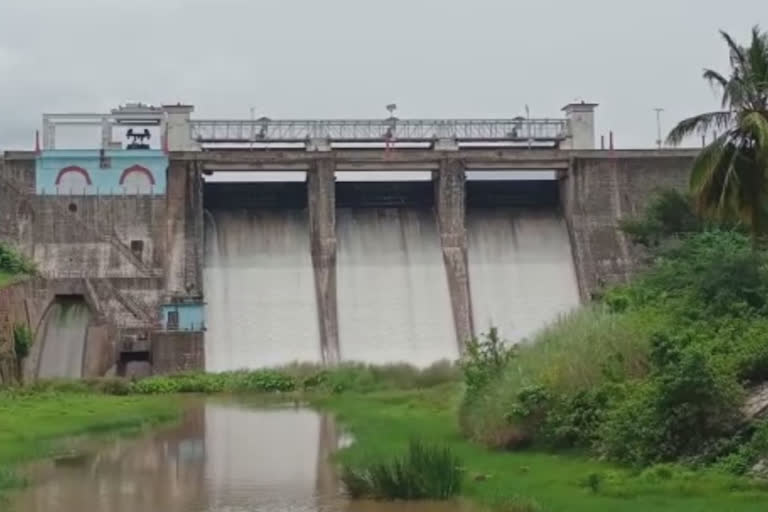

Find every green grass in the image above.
[319,385,768,512]
[341,438,463,499]
[0,271,20,289]
[0,391,179,496]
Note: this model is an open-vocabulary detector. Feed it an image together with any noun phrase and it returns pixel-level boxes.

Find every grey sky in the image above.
[0,0,764,150]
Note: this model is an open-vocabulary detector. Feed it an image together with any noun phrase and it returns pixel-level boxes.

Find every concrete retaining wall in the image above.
[561,155,693,299]
[151,331,204,374]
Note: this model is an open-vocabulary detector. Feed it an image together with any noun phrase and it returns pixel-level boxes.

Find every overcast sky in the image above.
[0,0,764,150]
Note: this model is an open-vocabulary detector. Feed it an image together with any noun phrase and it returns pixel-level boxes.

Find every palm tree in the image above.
[667,26,768,243]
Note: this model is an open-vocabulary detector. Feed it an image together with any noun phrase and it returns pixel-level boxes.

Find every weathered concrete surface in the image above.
[435,159,473,350]
[307,159,340,364]
[166,160,204,297]
[0,281,30,383]
[561,154,693,300]
[1,153,173,376]
[151,331,204,374]
[0,279,51,383]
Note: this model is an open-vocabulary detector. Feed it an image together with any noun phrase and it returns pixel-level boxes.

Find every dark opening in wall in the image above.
[130,240,144,260]
[167,310,179,330]
[336,181,434,208]
[466,180,560,208]
[68,203,77,213]
[204,182,307,209]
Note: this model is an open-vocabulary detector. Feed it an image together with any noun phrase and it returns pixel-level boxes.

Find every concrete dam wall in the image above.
[0,149,696,375]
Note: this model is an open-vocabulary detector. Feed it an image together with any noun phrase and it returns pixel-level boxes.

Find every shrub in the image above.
[0,243,35,276]
[619,189,701,247]
[599,345,742,465]
[341,439,462,500]
[12,324,31,360]
[459,308,654,448]
[461,327,516,398]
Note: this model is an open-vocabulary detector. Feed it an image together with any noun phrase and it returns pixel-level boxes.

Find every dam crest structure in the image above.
[0,101,696,377]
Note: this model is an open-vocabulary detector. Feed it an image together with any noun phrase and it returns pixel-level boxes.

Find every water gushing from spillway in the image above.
[204,209,322,370]
[37,297,91,378]
[467,209,581,342]
[336,208,457,366]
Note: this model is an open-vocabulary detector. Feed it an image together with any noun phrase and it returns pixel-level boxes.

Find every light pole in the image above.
[654,108,664,149]
[249,107,255,150]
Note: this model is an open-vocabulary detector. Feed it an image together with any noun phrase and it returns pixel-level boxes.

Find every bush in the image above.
[459,308,654,448]
[619,189,702,247]
[599,347,742,465]
[0,243,35,276]
[287,361,459,394]
[341,439,462,500]
[12,324,32,360]
[461,327,516,399]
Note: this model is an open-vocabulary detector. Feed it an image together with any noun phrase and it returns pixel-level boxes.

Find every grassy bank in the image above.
[0,391,179,496]
[321,385,768,512]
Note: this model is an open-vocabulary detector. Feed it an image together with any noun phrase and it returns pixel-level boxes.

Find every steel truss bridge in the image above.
[189,118,569,145]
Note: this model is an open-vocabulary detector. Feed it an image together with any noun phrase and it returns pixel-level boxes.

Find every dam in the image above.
[0,101,697,377]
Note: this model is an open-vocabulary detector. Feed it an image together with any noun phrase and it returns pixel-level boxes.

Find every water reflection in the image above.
[11,400,467,512]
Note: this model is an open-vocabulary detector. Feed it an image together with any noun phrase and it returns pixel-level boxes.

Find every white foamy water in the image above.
[204,209,321,370]
[336,208,457,366]
[37,299,91,378]
[467,209,581,343]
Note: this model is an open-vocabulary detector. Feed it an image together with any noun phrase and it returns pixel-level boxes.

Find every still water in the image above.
[10,400,469,512]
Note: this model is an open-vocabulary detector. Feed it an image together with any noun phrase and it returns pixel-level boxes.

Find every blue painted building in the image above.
[159,301,206,331]
[36,149,168,195]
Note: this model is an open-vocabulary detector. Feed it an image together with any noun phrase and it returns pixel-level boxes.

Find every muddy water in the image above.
[10,401,469,512]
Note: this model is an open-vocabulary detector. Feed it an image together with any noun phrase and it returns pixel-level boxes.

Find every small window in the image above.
[130,240,144,260]
[167,310,179,330]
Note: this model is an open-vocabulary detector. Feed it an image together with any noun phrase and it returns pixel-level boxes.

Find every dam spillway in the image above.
[36,296,92,378]
[203,184,322,370]
[336,206,456,366]
[467,209,581,340]
[202,172,581,369]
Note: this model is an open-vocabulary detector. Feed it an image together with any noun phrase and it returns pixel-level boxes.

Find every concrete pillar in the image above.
[307,159,340,364]
[434,138,459,151]
[165,160,203,297]
[307,137,332,152]
[163,105,200,151]
[562,102,598,149]
[435,158,473,351]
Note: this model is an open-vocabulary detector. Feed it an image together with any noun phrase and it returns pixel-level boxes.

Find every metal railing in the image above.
[190,118,569,144]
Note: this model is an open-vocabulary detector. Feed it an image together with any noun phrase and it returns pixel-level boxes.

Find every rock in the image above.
[742,382,768,422]
[749,459,768,479]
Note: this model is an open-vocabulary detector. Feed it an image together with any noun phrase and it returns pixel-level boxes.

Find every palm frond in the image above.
[740,111,768,164]
[703,68,728,91]
[720,30,747,72]
[666,111,732,146]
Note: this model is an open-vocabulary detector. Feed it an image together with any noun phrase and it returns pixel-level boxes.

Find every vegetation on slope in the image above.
[0,243,35,288]
[460,191,768,475]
